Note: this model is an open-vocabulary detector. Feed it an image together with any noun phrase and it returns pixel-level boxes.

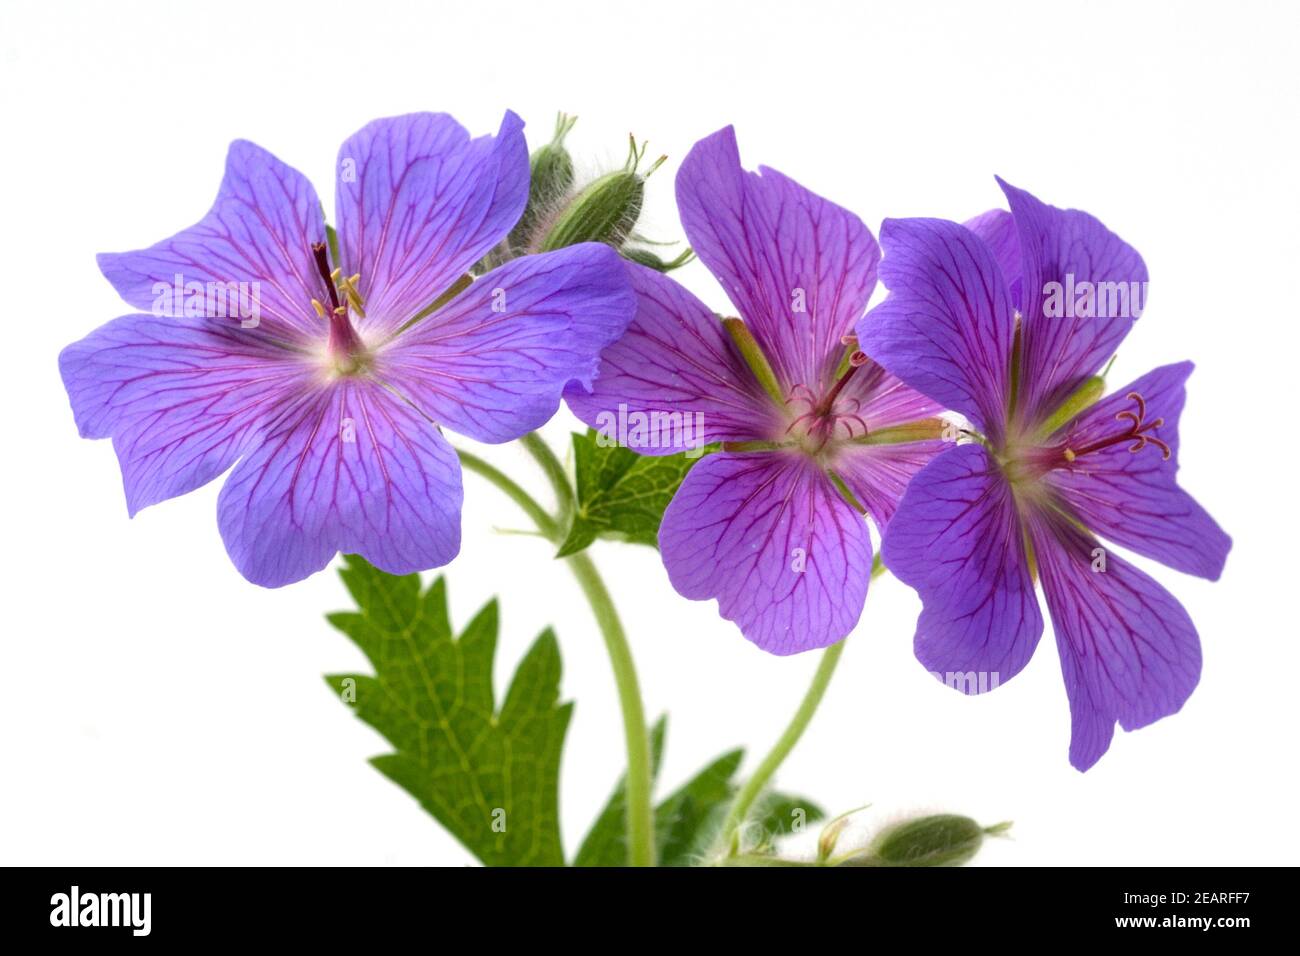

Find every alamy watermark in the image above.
[50,886,151,936]
[594,403,707,458]
[1041,273,1148,320]
[931,670,1002,693]
[152,273,262,328]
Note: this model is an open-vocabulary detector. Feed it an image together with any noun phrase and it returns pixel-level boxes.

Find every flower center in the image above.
[310,242,369,373]
[784,351,871,452]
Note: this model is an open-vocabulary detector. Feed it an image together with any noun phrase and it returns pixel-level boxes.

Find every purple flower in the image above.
[858,179,1231,769]
[566,127,946,654]
[60,113,633,587]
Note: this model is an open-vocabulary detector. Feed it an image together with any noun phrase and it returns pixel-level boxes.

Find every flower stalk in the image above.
[457,438,656,867]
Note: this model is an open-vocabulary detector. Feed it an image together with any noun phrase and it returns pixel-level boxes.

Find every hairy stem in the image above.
[719,638,848,856]
[458,440,656,867]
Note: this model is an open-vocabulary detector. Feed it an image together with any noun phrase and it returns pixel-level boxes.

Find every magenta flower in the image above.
[858,179,1231,769]
[566,127,946,654]
[60,113,633,587]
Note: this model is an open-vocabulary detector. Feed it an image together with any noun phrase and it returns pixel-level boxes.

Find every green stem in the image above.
[457,440,656,867]
[520,432,574,531]
[563,549,656,867]
[719,638,848,856]
[457,450,557,538]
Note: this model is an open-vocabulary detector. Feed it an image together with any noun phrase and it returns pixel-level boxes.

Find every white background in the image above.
[2,0,1296,866]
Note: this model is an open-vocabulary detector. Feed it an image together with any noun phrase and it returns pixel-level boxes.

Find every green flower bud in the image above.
[508,113,577,254]
[621,245,695,272]
[843,814,1010,867]
[538,135,664,252]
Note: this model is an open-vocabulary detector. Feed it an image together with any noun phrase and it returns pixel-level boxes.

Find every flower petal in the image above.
[1047,362,1231,580]
[676,126,879,390]
[58,313,310,515]
[858,218,1016,444]
[379,243,634,444]
[97,140,328,344]
[834,439,949,531]
[217,379,462,587]
[837,358,946,431]
[998,177,1148,423]
[659,452,872,655]
[963,208,1022,301]
[336,112,528,335]
[882,443,1043,688]
[564,262,779,453]
[1028,507,1201,771]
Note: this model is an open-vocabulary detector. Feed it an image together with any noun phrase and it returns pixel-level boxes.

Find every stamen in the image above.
[311,242,365,360]
[815,351,866,414]
[784,383,817,410]
[782,354,873,446]
[1063,391,1171,462]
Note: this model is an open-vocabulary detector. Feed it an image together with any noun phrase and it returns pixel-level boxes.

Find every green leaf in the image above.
[750,791,826,847]
[556,429,712,558]
[573,717,825,866]
[325,555,572,867]
[655,747,744,866]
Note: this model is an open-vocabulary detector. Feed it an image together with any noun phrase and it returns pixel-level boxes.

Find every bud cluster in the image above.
[478,113,693,273]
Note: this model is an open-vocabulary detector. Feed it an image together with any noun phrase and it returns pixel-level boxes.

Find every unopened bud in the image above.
[539,168,644,252]
[843,814,1010,868]
[539,135,664,253]
[508,113,577,254]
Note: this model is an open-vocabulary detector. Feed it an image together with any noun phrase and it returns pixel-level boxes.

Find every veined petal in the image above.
[658,452,872,655]
[564,262,780,454]
[336,112,528,336]
[58,313,311,516]
[834,439,948,531]
[379,243,634,444]
[217,379,462,587]
[858,218,1016,444]
[998,177,1148,424]
[882,443,1043,688]
[676,126,880,390]
[963,208,1022,302]
[1047,362,1231,580]
[1027,507,1201,771]
[97,140,328,344]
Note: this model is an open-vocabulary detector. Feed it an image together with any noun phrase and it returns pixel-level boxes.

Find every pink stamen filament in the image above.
[783,352,871,444]
[1065,391,1171,462]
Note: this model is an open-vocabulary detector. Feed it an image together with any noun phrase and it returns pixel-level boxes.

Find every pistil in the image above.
[311,242,366,362]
